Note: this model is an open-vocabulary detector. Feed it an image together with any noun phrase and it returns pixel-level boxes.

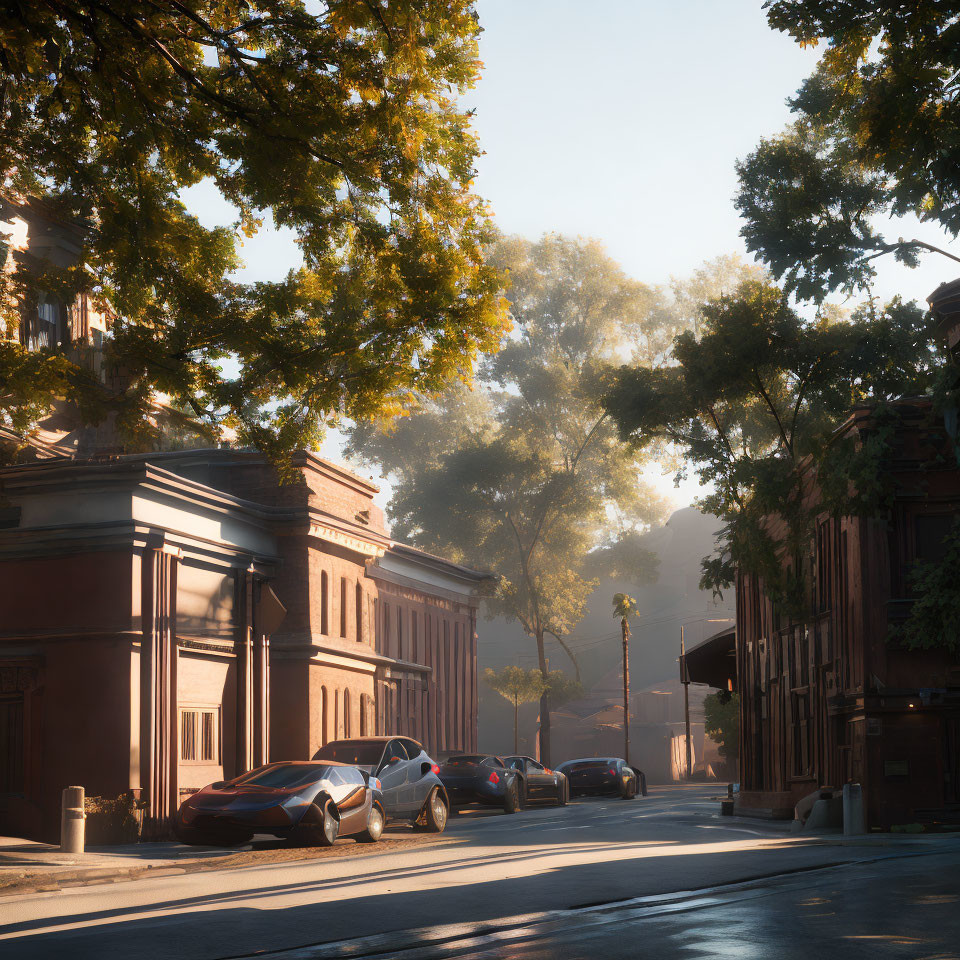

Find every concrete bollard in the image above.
[60,786,86,854]
[843,782,865,835]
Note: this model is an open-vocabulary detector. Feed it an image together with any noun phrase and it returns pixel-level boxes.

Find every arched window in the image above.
[360,693,369,736]
[320,686,328,746]
[355,583,363,642]
[334,689,340,740]
[397,606,404,661]
[411,611,418,662]
[320,571,329,635]
[340,576,347,637]
[343,689,351,738]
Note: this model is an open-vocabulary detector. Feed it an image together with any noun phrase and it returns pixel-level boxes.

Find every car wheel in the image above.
[304,801,339,847]
[503,780,521,814]
[357,805,385,843]
[422,788,448,833]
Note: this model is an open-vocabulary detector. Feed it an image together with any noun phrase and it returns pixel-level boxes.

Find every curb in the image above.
[0,833,460,898]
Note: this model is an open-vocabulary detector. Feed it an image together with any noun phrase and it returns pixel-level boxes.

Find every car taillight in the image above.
[431,764,440,775]
[488,771,500,784]
[609,768,617,776]
[370,777,382,791]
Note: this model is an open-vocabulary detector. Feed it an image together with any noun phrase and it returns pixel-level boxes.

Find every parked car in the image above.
[175,760,385,847]
[502,755,568,805]
[312,736,448,832]
[437,754,527,813]
[555,757,646,799]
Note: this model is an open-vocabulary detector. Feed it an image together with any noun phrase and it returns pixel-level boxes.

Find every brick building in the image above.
[734,283,960,828]
[0,450,488,841]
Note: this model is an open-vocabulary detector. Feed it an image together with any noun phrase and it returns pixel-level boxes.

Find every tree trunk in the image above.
[514,693,519,755]
[536,628,551,766]
[621,617,630,767]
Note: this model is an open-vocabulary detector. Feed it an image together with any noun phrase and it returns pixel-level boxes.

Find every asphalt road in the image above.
[1,785,956,960]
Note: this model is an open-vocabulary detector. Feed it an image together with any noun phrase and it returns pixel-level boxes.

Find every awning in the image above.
[682,626,736,691]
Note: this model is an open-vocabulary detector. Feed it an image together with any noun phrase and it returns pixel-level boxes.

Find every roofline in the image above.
[386,541,494,583]
[685,624,736,657]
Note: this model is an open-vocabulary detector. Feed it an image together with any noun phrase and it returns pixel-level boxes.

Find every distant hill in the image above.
[477,506,735,754]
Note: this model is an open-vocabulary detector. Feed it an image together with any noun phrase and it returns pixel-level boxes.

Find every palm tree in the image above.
[612,593,638,765]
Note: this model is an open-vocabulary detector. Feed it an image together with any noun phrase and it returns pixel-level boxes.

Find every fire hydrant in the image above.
[60,786,86,854]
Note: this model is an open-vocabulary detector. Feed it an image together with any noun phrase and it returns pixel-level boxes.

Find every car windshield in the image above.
[444,755,486,766]
[314,741,385,765]
[232,764,330,789]
[566,761,610,772]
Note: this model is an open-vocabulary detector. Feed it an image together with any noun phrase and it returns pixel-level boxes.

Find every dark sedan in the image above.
[503,755,568,805]
[175,761,385,847]
[437,755,524,813]
[313,736,448,832]
[555,757,647,799]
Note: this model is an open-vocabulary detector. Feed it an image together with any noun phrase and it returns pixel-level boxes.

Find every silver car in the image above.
[313,736,449,832]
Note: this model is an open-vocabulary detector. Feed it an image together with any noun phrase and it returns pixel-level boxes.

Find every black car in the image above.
[555,757,647,799]
[503,755,568,805]
[437,754,526,813]
[313,736,448,832]
[175,761,385,847]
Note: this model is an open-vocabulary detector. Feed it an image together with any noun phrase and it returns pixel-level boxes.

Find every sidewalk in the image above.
[0,828,443,898]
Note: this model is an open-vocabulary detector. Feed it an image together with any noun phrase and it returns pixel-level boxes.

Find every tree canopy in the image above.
[347,234,685,762]
[603,277,942,606]
[0,1,507,457]
[735,1,960,302]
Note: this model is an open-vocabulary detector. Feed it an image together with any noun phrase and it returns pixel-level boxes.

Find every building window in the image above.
[334,689,340,739]
[321,686,328,745]
[360,693,369,736]
[815,519,831,613]
[411,611,418,663]
[356,583,363,642]
[320,571,329,635]
[0,694,24,795]
[180,707,220,764]
[915,514,954,563]
[340,577,347,638]
[343,688,351,738]
[383,602,391,657]
[24,294,60,351]
[397,606,404,661]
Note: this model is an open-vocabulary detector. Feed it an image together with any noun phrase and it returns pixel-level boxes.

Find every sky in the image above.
[184,0,960,511]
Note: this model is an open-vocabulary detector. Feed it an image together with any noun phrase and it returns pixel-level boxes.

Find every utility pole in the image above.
[621,611,630,767]
[680,625,691,780]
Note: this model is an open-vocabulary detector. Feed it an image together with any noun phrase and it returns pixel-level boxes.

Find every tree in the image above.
[483,666,545,755]
[0,1,507,458]
[612,592,637,766]
[602,277,942,605]
[703,692,739,776]
[347,235,674,764]
[736,1,960,302]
